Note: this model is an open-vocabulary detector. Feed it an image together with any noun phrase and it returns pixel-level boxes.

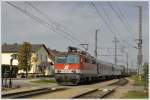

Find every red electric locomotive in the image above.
[54,46,125,85]
[54,46,97,85]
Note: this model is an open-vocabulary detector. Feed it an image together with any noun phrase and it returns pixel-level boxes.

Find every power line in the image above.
[100,5,136,52]
[107,2,136,40]
[98,54,123,56]
[116,3,138,38]
[91,2,115,36]
[26,2,83,43]
[5,3,7,36]
[106,2,137,49]
[7,2,77,45]
[7,2,95,56]
[26,2,94,54]
[101,5,121,37]
[97,47,127,49]
[91,2,136,52]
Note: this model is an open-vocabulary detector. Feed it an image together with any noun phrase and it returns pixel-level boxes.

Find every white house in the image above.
[2,43,55,77]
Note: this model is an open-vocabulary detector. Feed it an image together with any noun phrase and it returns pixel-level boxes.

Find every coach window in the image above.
[36,54,38,60]
[92,60,96,64]
[41,55,42,61]
[92,60,94,64]
[85,58,88,63]
[89,58,92,64]
[88,58,90,63]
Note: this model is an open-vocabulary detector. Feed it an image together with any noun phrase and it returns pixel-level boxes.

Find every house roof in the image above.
[2,43,49,54]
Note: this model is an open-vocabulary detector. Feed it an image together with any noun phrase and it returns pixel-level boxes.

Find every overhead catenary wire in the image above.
[7,1,138,63]
[101,4,121,38]
[105,2,137,49]
[7,2,95,55]
[116,2,138,38]
[7,2,78,45]
[26,2,97,52]
[91,2,123,59]
[26,1,84,44]
[26,1,96,55]
[101,5,132,54]
[91,2,133,55]
[91,2,138,65]
[91,2,116,36]
[107,2,137,40]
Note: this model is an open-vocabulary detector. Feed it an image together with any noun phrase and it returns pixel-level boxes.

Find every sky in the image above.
[1,1,149,68]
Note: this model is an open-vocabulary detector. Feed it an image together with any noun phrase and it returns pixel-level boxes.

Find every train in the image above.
[54,46,129,85]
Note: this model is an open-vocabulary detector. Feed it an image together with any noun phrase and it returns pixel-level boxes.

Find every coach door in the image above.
[96,64,100,75]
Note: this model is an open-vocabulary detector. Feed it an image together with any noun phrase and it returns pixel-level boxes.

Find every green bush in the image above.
[131,74,146,86]
[30,79,56,83]
[36,74,54,78]
[28,74,35,78]
[122,90,148,98]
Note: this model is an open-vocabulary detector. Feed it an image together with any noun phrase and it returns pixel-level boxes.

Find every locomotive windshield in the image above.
[67,55,79,64]
[56,56,66,64]
[55,55,79,64]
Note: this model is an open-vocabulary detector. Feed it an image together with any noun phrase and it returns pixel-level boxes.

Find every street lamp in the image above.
[9,54,17,88]
[9,58,13,88]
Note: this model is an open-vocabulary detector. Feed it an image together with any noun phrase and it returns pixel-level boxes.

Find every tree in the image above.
[143,62,148,91]
[18,42,32,78]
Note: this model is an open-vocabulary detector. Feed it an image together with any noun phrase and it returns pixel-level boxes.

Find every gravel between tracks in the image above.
[74,78,128,99]
[28,79,118,99]
[104,78,145,98]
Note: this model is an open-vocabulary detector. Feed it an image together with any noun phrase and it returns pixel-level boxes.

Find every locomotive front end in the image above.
[54,54,81,85]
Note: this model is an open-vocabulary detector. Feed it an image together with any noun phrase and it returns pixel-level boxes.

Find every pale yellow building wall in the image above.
[2,53,18,65]
[2,46,54,76]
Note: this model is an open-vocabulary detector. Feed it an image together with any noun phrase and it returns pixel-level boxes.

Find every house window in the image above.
[45,56,47,61]
[41,55,42,61]
[36,54,39,61]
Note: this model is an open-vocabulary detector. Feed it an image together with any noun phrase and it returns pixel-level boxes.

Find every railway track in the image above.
[72,86,117,98]
[2,87,67,98]
[26,79,120,98]
[2,78,127,99]
[72,78,128,99]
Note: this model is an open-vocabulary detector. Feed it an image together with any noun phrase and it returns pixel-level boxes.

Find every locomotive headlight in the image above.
[57,70,61,73]
[57,70,59,73]
[72,70,76,73]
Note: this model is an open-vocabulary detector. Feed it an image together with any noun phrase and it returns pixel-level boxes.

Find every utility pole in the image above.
[136,6,143,80]
[126,53,129,75]
[95,29,98,60]
[131,60,133,68]
[95,29,99,74]
[112,35,119,65]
